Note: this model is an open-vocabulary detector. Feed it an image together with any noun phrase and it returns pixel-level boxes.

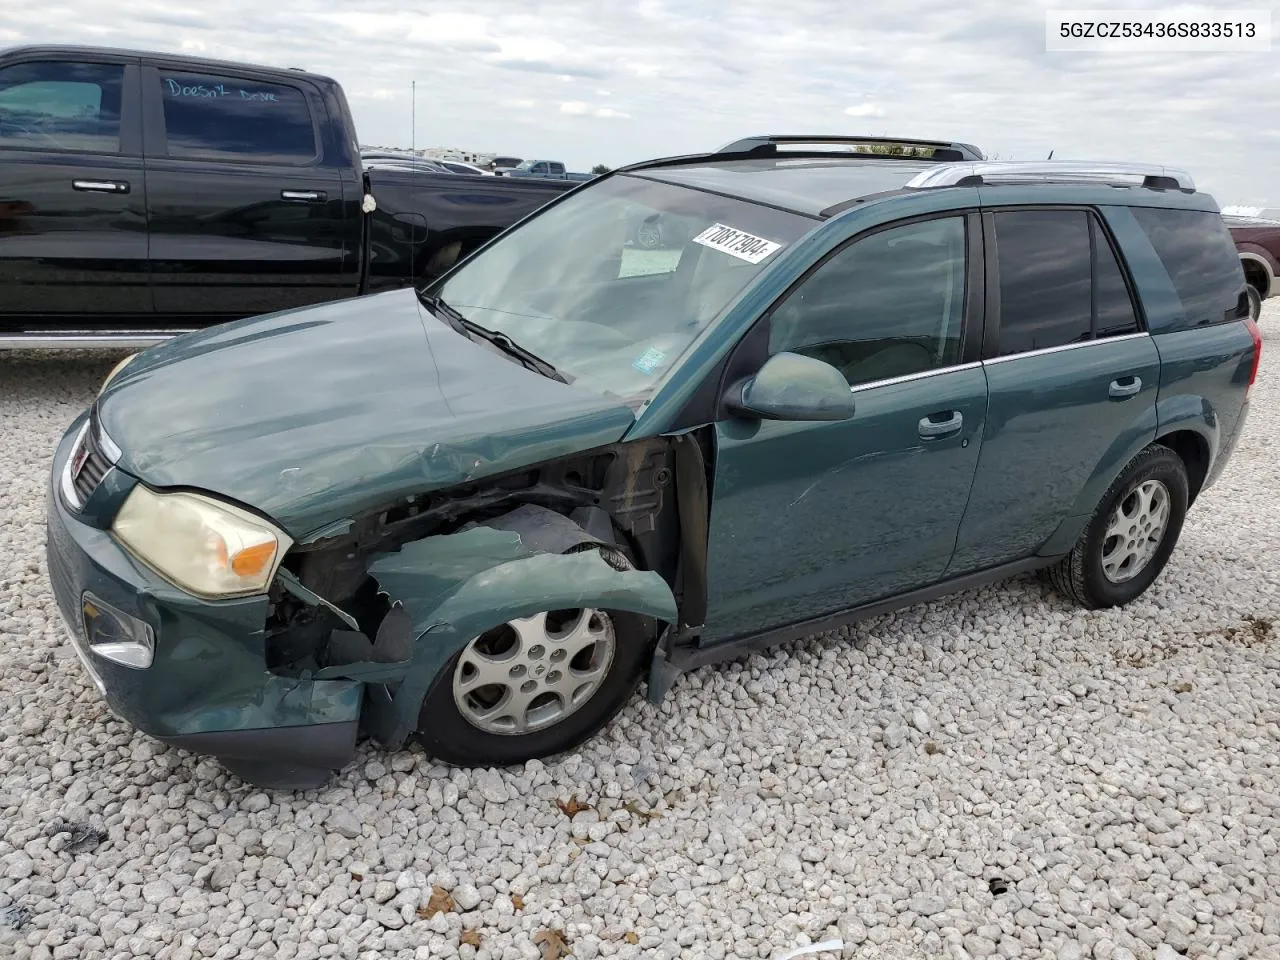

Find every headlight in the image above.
[100,352,137,395]
[112,486,293,598]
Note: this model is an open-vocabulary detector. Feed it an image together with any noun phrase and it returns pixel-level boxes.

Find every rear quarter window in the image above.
[1130,207,1247,327]
[158,71,317,163]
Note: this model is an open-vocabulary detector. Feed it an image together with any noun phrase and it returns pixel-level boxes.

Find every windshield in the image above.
[424,174,814,397]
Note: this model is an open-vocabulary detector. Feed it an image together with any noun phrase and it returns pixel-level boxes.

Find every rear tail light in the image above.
[1244,314,1262,399]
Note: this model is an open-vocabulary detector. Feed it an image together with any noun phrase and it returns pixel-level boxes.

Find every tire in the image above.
[1246,284,1263,323]
[414,555,652,766]
[1047,444,1189,610]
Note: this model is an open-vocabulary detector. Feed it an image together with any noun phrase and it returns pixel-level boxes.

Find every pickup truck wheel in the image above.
[1047,444,1189,610]
[414,555,651,766]
[1246,284,1263,322]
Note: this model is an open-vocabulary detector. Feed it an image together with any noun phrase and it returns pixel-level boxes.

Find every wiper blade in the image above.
[460,319,571,384]
[419,294,471,339]
[420,293,570,384]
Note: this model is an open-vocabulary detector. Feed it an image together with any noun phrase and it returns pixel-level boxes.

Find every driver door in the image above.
[701,213,989,644]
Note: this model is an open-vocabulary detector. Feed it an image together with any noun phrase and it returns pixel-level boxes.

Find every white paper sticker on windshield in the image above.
[691,223,783,264]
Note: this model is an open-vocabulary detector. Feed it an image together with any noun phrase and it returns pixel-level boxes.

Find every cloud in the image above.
[561,101,630,119]
[3,0,1275,201]
[491,58,608,79]
[844,103,886,118]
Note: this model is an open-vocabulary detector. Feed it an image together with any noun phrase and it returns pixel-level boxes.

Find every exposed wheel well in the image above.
[1154,430,1210,504]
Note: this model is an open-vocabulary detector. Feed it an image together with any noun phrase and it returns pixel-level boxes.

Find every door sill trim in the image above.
[666,555,1059,673]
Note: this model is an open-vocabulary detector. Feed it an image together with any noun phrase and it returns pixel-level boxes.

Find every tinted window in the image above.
[994,210,1092,355]
[1131,207,1246,326]
[1093,221,1140,337]
[0,61,124,153]
[159,72,316,162]
[769,217,967,387]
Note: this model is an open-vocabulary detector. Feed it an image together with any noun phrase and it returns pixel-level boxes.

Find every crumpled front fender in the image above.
[345,525,677,747]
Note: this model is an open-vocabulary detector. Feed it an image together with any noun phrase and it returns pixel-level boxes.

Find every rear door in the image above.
[140,61,357,323]
[0,54,150,324]
[947,207,1161,575]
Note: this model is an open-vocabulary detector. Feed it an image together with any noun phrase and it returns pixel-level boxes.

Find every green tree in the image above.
[591,164,612,175]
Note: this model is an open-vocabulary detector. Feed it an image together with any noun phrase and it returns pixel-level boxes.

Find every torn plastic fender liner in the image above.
[354,525,678,748]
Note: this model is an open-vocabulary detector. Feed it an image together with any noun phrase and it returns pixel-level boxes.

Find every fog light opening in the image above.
[82,593,154,669]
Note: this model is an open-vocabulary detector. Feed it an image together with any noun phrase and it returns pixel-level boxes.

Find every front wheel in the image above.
[1047,444,1189,609]
[414,603,651,766]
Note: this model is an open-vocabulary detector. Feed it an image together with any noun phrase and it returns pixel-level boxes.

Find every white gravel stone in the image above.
[909,707,931,733]
[327,810,362,840]
[0,309,1278,960]
[453,883,482,911]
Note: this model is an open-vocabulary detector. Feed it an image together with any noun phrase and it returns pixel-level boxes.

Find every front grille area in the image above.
[68,415,113,507]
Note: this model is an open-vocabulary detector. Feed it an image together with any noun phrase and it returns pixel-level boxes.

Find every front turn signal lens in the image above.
[230,540,278,578]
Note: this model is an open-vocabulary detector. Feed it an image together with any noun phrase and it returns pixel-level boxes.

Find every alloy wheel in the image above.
[1101,479,1171,583]
[452,609,617,735]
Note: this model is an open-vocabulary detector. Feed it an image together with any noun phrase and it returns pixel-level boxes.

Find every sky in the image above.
[3,0,1276,205]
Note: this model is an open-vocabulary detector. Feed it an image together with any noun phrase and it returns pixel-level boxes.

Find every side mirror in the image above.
[725,352,855,422]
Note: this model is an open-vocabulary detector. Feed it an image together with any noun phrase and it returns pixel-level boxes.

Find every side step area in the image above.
[0,330,195,350]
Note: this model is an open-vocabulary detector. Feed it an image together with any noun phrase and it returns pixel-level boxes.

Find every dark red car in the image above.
[1226,211,1280,319]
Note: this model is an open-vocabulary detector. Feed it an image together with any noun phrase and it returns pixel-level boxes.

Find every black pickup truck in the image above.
[0,45,579,348]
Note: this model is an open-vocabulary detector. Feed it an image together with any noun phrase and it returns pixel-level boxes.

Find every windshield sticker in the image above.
[632,347,667,375]
[692,223,783,264]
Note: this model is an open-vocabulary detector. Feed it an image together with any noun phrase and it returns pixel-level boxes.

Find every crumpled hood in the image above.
[97,289,637,538]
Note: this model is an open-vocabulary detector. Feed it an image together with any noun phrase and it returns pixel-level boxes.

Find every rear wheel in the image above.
[1047,444,1189,609]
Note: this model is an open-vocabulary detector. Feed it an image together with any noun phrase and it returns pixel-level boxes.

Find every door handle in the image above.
[918,410,963,439]
[1108,376,1142,399]
[73,179,130,194]
[281,190,326,202]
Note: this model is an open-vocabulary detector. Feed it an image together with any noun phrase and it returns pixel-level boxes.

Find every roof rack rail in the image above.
[905,160,1196,192]
[716,135,985,162]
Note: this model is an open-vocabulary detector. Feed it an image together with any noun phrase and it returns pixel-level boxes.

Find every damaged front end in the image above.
[260,440,685,771]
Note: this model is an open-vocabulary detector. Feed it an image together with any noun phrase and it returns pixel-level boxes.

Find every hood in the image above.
[97,289,637,538]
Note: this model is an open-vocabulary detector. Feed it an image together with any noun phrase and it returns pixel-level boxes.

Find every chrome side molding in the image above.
[0,331,193,350]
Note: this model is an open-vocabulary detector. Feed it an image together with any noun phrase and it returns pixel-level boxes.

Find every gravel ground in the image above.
[1,305,1278,960]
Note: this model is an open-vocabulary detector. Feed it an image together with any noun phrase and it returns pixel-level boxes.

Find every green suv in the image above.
[46,135,1262,788]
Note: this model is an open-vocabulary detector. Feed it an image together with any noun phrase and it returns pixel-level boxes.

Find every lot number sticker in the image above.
[692,223,783,264]
[632,346,667,375]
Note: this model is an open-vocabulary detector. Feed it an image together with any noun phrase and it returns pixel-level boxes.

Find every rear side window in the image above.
[0,61,125,153]
[1093,224,1140,337]
[158,72,316,163]
[993,209,1142,355]
[1130,207,1247,326]
[993,210,1092,355]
